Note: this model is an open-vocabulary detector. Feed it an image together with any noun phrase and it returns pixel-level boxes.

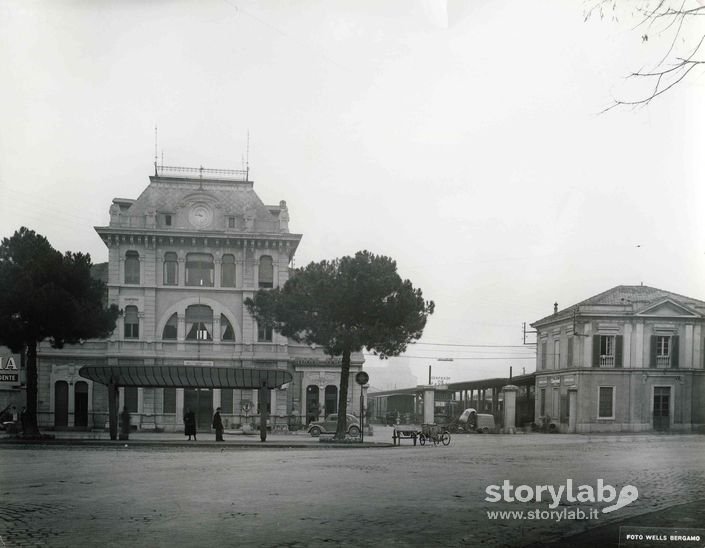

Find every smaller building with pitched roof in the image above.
[531,285,705,433]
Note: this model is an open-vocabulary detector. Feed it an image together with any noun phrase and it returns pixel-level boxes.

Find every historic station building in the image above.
[35,165,364,432]
[532,285,705,433]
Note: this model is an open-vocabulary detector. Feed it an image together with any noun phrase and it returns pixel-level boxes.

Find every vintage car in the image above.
[307,413,361,437]
[458,408,496,433]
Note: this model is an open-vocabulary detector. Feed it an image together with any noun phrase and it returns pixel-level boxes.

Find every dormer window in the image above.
[227,216,236,229]
[164,214,172,226]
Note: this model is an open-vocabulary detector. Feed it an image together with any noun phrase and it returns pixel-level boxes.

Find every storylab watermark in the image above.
[485,479,639,521]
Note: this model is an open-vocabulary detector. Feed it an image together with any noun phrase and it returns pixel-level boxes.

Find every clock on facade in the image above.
[188,205,213,228]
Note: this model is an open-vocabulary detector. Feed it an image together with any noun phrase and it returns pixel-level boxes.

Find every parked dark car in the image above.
[308,414,360,437]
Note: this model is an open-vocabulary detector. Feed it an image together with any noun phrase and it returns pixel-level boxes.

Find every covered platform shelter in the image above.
[79,365,292,441]
[448,372,536,427]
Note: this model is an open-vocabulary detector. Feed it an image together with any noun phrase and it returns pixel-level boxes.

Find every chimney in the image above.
[554,302,558,314]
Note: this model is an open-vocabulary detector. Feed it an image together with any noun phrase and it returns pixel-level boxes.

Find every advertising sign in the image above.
[0,355,20,384]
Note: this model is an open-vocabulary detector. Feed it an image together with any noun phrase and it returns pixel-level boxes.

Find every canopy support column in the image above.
[108,379,119,441]
[259,382,270,442]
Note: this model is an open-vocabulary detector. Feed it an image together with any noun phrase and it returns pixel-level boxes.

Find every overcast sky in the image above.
[1,1,703,389]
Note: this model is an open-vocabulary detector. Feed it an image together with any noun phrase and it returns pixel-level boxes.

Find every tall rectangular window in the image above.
[258,323,273,342]
[598,335,615,367]
[258,256,274,288]
[540,341,547,370]
[124,306,139,339]
[221,254,236,287]
[553,340,560,369]
[163,252,178,285]
[124,386,138,413]
[593,335,623,368]
[163,388,176,413]
[186,253,214,287]
[539,388,546,416]
[125,251,140,284]
[221,389,234,414]
[598,386,614,419]
[656,336,670,367]
[552,387,560,418]
[651,335,678,368]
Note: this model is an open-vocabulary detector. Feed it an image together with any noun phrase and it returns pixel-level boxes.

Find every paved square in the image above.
[1,430,703,547]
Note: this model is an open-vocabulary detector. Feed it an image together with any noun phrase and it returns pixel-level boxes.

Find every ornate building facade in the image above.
[36,166,364,432]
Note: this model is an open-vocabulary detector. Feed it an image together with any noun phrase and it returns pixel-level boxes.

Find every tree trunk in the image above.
[25,340,40,435]
[335,348,351,440]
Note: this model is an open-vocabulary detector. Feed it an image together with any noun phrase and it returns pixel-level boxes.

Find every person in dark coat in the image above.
[184,408,197,441]
[19,407,28,435]
[212,407,224,442]
[119,406,131,440]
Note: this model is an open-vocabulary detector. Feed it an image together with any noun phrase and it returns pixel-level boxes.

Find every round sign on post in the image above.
[355,371,369,443]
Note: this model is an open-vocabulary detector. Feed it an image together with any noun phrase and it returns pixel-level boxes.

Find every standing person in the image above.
[184,408,197,441]
[19,407,28,435]
[119,406,131,441]
[212,407,224,442]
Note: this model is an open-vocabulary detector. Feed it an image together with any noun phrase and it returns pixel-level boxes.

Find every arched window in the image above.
[162,313,177,340]
[186,253,214,287]
[124,306,139,339]
[125,251,140,284]
[185,305,213,340]
[221,314,235,341]
[163,252,178,285]
[258,256,273,288]
[221,254,236,287]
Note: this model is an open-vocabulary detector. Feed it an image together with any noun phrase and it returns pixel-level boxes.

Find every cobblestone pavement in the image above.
[0,430,703,547]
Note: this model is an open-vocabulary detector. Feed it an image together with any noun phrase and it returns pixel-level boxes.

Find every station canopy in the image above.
[79,365,292,389]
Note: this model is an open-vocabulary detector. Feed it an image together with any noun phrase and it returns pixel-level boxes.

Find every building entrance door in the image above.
[54,381,69,428]
[184,388,213,430]
[306,385,319,424]
[74,381,89,428]
[324,385,337,416]
[653,387,670,431]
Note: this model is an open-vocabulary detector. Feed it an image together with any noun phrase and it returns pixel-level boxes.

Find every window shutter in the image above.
[650,335,657,368]
[615,335,623,368]
[592,336,600,367]
[671,335,679,368]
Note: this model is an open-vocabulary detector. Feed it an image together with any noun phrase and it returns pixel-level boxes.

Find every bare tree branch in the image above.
[586,0,705,111]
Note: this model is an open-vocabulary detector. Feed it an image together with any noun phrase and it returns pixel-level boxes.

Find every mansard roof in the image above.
[128,175,283,232]
[94,170,301,256]
[532,285,705,327]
